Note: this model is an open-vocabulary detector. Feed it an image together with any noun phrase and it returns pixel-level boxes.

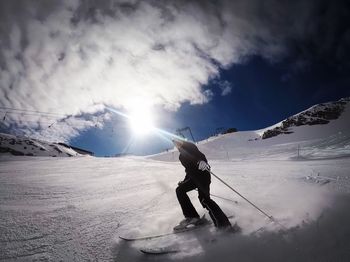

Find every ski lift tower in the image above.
[175,126,196,143]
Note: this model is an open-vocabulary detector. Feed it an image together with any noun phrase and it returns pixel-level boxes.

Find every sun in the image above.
[127,99,156,136]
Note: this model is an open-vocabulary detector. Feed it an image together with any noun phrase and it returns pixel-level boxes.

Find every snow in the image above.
[1,156,349,261]
[1,98,350,261]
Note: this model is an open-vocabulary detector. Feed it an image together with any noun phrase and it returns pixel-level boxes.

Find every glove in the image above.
[198,161,210,171]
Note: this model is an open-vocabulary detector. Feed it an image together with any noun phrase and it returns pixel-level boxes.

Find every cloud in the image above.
[217,80,232,96]
[0,0,348,141]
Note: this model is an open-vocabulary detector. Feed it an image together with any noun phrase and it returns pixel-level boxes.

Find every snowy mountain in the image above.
[261,97,350,139]
[0,132,80,157]
[1,98,350,261]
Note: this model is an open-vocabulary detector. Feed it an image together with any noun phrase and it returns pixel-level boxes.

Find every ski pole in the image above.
[210,170,285,228]
[194,189,238,204]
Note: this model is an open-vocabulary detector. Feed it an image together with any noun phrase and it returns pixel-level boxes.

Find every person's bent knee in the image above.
[176,186,183,195]
[199,195,213,207]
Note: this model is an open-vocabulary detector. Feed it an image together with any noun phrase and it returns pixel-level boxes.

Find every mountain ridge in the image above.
[261,97,350,139]
[0,132,81,157]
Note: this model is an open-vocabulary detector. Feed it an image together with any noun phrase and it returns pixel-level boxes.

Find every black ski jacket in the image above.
[178,141,210,180]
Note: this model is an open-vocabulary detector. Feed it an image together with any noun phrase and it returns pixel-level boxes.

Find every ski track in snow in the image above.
[0,154,350,261]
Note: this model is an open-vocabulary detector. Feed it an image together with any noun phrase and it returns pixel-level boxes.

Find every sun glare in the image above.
[127,99,156,136]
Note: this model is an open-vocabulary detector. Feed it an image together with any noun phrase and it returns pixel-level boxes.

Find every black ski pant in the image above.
[176,174,231,228]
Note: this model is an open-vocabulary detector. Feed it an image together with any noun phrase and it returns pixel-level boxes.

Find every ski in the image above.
[119,220,211,242]
[139,223,242,255]
[140,247,180,255]
[119,215,234,242]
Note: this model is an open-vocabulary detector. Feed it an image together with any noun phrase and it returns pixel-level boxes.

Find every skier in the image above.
[172,138,232,231]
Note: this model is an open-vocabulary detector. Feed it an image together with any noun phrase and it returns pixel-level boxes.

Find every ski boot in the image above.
[173,215,209,231]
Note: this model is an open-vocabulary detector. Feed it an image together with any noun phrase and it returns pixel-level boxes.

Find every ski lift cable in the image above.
[3,118,93,128]
[0,110,63,119]
[0,106,67,117]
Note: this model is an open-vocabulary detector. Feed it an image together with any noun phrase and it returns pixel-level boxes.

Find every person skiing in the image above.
[172,138,232,230]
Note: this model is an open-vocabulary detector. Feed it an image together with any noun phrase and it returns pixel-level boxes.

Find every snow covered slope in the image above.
[0,133,80,157]
[0,155,350,261]
[151,97,350,161]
